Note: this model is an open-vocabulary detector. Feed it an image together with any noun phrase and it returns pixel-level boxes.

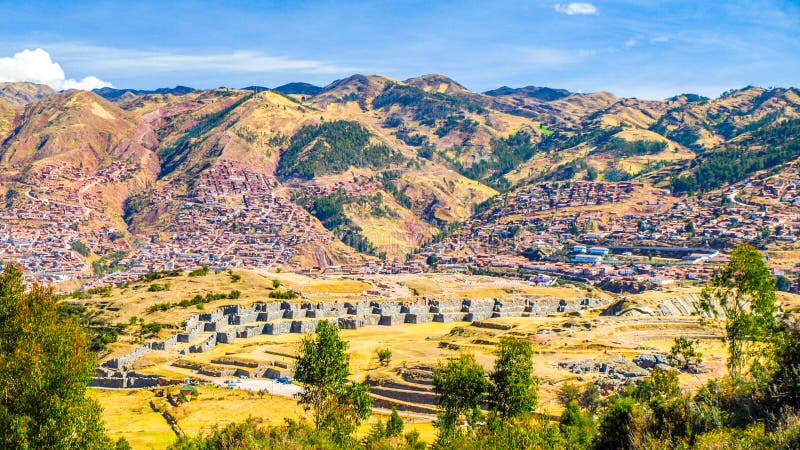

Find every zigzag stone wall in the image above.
[95,295,607,388]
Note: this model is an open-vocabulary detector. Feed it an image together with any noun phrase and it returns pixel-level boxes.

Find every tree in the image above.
[701,245,779,378]
[571,221,581,235]
[433,353,488,437]
[488,337,538,418]
[597,396,640,450]
[70,239,91,257]
[764,322,800,415]
[386,407,404,437]
[669,337,703,369]
[188,265,210,277]
[426,254,439,269]
[579,383,602,414]
[557,382,581,408]
[272,279,281,289]
[0,264,111,448]
[294,321,373,441]
[560,400,596,447]
[776,275,791,292]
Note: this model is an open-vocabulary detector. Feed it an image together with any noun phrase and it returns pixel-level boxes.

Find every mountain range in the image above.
[1,75,798,276]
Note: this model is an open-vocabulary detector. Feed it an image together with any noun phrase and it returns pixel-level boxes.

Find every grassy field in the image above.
[80,272,776,449]
[90,389,175,449]
[91,385,439,450]
[93,307,731,449]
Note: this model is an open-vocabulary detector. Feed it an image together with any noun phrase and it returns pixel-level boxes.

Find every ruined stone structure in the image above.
[94,295,608,387]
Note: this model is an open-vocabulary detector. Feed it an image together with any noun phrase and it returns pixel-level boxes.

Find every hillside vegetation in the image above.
[0,78,799,266]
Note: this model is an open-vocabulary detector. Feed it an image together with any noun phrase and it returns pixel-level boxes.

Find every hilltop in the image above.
[0,81,56,105]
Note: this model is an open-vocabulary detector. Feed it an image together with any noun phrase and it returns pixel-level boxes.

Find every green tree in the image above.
[386,407,404,437]
[669,336,703,369]
[70,239,91,257]
[579,384,602,414]
[115,437,132,450]
[294,321,373,441]
[701,245,779,378]
[776,275,791,292]
[188,265,210,277]
[557,382,581,408]
[559,400,596,448]
[0,264,111,448]
[377,348,392,367]
[426,254,439,269]
[596,396,640,450]
[765,322,800,415]
[272,279,281,289]
[433,353,488,438]
[487,337,538,418]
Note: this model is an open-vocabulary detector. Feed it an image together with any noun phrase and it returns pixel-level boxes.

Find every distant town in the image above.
[3,159,798,294]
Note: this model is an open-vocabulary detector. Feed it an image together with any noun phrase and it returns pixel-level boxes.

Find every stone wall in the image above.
[150,333,179,351]
[177,323,203,343]
[96,295,610,388]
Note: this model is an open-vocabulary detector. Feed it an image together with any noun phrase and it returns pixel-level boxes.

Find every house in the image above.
[573,254,603,264]
[588,246,610,256]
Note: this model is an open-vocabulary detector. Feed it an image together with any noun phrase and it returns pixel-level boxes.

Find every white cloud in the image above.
[0,48,111,91]
[625,39,638,47]
[650,36,670,43]
[554,2,598,15]
[44,43,355,76]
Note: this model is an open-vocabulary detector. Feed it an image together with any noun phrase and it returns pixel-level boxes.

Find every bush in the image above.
[147,283,166,292]
[377,348,392,367]
[269,290,298,300]
[188,265,210,277]
[70,240,91,257]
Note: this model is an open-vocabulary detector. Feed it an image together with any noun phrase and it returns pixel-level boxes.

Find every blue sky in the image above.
[0,0,797,99]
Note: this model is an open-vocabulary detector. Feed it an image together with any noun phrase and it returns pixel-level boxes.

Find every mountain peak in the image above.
[273,82,323,96]
[93,85,196,102]
[483,85,571,101]
[404,74,470,95]
[0,81,57,106]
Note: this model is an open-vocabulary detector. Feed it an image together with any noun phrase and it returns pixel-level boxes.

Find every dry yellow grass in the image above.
[300,279,372,294]
[171,387,306,435]
[90,389,175,449]
[83,271,745,449]
[80,270,275,328]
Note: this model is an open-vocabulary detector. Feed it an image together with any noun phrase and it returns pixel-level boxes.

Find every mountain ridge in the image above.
[1,76,799,281]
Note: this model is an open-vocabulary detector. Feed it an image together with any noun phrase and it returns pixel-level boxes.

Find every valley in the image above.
[2,76,800,448]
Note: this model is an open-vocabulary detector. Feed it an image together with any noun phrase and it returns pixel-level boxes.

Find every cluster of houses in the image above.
[143,161,336,269]
[731,163,800,214]
[4,158,799,293]
[0,165,131,281]
[412,180,800,289]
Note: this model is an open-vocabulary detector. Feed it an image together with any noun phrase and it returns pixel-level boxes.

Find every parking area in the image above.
[214,378,303,397]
